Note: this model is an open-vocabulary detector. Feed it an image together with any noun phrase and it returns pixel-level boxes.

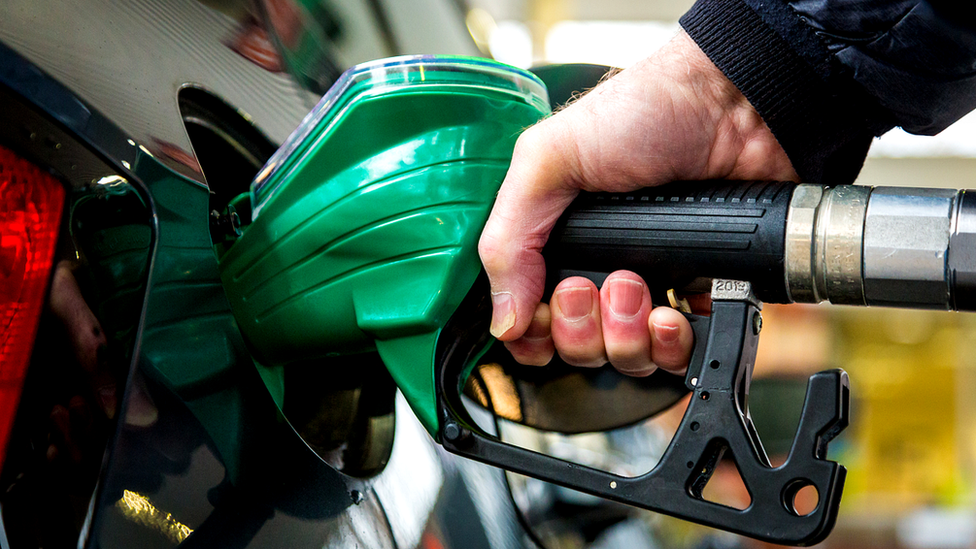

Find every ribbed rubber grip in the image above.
[546,180,797,303]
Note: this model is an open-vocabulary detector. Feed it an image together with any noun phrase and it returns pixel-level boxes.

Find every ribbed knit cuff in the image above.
[680,0,891,183]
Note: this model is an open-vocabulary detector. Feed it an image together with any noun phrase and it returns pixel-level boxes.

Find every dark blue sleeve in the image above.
[680,0,976,183]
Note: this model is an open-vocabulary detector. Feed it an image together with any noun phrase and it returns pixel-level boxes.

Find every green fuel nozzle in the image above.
[218,56,851,546]
[218,56,550,433]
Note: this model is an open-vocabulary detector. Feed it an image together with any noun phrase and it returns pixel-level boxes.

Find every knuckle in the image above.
[513,123,547,151]
[607,343,653,374]
[477,232,511,275]
[556,347,606,368]
[614,362,657,377]
[504,338,554,367]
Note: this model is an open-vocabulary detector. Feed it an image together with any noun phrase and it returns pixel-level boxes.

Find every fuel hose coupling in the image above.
[785,185,976,311]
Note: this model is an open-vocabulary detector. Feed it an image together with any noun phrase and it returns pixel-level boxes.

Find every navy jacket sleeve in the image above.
[680,0,976,183]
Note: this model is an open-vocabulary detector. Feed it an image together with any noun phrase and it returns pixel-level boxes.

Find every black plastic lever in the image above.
[435,278,849,546]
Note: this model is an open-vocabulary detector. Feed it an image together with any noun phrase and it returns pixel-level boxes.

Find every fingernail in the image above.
[490,292,516,337]
[653,322,679,343]
[555,287,592,321]
[607,279,643,318]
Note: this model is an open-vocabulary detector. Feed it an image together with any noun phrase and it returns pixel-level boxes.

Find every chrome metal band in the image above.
[786,185,870,305]
[816,185,870,305]
[786,185,964,310]
[784,185,823,303]
[862,187,957,309]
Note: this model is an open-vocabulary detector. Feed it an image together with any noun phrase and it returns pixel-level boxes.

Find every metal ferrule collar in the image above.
[785,184,869,305]
[786,184,966,310]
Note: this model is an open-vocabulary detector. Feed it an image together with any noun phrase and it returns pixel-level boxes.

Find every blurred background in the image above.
[459,1,976,548]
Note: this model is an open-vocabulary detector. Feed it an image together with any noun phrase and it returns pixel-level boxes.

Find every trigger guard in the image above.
[435,280,850,546]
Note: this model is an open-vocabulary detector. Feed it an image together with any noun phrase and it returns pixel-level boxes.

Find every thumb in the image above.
[479,120,581,341]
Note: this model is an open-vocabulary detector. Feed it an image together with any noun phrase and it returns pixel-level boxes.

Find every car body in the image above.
[0,1,533,547]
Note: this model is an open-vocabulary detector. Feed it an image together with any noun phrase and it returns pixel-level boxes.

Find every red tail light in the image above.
[0,143,65,469]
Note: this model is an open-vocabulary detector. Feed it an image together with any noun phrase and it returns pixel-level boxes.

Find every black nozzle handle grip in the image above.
[546,180,797,303]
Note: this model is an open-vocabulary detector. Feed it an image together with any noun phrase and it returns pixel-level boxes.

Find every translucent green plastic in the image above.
[218,56,549,434]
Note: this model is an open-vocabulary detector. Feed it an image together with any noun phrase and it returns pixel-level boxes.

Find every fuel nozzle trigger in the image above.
[436,279,849,547]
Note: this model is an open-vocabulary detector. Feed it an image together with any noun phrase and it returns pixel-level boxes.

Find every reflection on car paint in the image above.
[0,0,520,547]
[114,490,194,544]
[0,0,314,182]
